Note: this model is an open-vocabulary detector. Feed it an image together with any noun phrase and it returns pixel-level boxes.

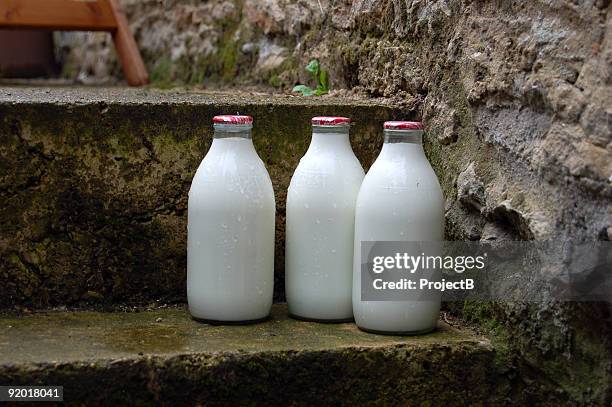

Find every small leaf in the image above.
[314,86,328,96]
[292,84,315,96]
[301,87,316,96]
[318,69,329,91]
[305,59,320,75]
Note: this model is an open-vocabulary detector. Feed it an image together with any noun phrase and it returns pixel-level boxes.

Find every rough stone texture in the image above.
[0,305,476,363]
[0,87,403,309]
[0,304,551,405]
[46,1,612,404]
[54,1,611,240]
[54,0,303,88]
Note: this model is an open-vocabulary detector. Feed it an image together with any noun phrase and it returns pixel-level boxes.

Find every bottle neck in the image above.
[383,129,423,144]
[213,123,252,139]
[380,129,425,159]
[309,125,351,151]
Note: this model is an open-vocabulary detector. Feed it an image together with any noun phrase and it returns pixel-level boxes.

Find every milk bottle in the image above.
[188,115,275,323]
[286,117,365,321]
[353,121,444,334]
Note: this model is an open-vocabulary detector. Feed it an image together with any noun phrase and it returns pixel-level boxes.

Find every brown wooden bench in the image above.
[0,0,148,85]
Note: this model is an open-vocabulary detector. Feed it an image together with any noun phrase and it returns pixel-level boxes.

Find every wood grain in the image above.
[108,0,149,86]
[0,0,117,31]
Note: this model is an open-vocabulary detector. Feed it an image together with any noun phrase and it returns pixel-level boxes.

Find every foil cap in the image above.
[384,121,423,130]
[213,115,253,125]
[311,116,351,126]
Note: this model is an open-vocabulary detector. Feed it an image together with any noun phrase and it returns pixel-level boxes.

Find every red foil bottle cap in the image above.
[311,116,351,126]
[213,115,253,125]
[383,121,423,130]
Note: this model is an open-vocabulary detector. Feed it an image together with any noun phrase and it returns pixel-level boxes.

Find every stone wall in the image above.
[40,0,612,404]
[0,89,401,310]
[58,1,611,239]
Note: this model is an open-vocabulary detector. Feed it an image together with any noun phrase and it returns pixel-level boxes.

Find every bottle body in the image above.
[286,120,364,321]
[353,126,444,334]
[188,120,275,323]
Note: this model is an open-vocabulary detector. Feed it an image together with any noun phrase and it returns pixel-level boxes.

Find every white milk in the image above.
[187,116,275,323]
[353,122,444,334]
[286,117,365,321]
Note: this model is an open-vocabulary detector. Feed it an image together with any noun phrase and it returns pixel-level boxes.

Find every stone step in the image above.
[0,87,405,310]
[0,304,504,405]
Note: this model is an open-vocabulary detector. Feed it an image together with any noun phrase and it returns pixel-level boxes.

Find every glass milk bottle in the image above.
[187,115,275,324]
[286,116,365,321]
[353,121,444,334]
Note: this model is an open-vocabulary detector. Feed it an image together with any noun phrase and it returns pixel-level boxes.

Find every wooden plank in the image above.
[0,0,117,31]
[108,0,148,86]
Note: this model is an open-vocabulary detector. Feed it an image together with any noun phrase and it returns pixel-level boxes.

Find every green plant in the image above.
[292,59,329,96]
[150,56,174,89]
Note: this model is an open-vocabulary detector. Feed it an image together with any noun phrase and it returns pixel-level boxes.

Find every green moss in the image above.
[270,56,299,89]
[267,74,281,88]
[187,56,210,86]
[0,92,402,309]
[423,81,476,200]
[0,305,505,405]
[219,40,239,82]
[150,56,174,89]
[460,300,612,405]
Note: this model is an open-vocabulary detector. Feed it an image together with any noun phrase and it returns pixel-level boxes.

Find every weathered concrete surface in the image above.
[0,304,547,405]
[0,87,403,309]
[0,305,474,363]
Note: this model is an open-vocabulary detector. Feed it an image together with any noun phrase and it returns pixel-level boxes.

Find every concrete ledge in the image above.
[0,304,502,405]
[0,87,399,108]
[0,87,406,309]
